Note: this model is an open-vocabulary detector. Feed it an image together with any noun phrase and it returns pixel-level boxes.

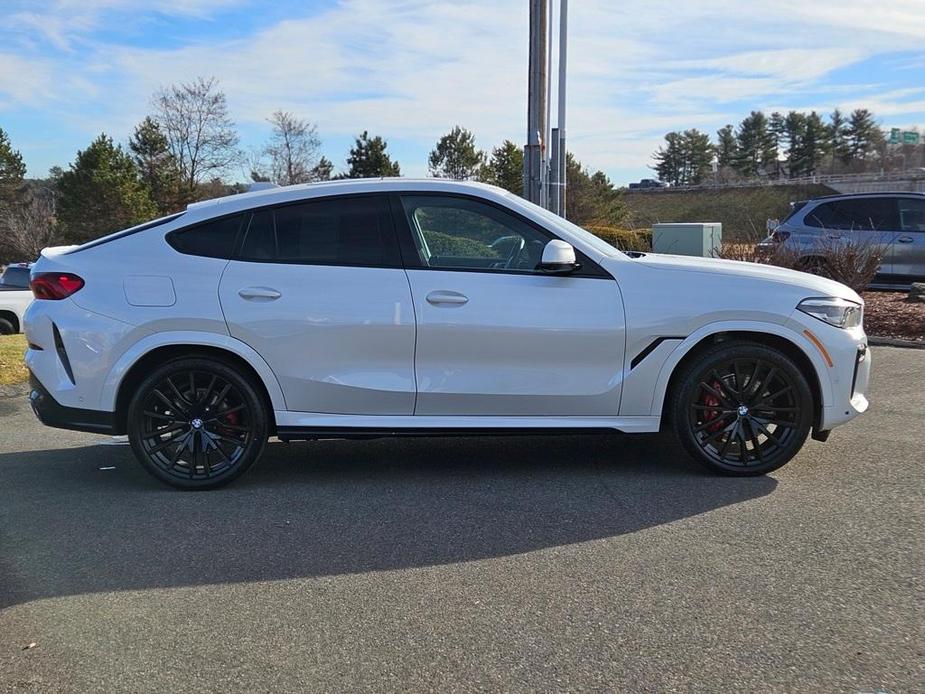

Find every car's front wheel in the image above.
[671,341,813,475]
[127,357,269,490]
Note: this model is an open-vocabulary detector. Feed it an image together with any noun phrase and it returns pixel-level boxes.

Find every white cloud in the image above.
[2,0,925,181]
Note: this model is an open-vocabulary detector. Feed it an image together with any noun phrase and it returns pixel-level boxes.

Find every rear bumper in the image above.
[28,372,115,435]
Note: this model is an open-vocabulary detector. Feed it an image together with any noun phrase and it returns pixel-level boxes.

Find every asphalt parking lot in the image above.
[0,346,922,693]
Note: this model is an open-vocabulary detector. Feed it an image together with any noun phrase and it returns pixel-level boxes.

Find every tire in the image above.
[0,317,15,335]
[127,357,269,490]
[671,341,813,476]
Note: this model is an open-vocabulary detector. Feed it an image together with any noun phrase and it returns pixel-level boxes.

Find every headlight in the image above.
[797,297,863,329]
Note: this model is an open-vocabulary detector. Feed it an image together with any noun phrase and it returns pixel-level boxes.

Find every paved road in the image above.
[0,347,922,693]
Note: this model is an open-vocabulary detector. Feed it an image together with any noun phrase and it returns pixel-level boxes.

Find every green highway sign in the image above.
[890,127,901,144]
[902,131,920,145]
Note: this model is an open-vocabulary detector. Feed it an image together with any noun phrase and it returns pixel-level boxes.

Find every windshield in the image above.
[505,194,623,258]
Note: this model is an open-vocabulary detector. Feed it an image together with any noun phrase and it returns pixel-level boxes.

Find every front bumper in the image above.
[29,372,115,435]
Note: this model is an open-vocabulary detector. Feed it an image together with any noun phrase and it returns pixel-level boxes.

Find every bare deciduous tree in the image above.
[0,183,59,262]
[153,77,240,195]
[264,111,321,185]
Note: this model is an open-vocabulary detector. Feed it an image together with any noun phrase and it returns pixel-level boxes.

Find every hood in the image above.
[629,253,862,303]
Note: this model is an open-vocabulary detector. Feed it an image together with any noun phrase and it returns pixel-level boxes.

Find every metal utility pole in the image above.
[525,0,567,216]
[524,0,548,207]
[550,0,567,216]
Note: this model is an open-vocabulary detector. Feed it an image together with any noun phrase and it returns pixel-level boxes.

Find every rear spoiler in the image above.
[40,245,80,258]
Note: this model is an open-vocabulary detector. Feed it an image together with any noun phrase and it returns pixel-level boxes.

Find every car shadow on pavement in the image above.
[0,433,776,608]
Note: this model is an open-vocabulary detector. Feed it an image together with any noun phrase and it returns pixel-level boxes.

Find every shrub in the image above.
[586,225,652,252]
[715,229,885,293]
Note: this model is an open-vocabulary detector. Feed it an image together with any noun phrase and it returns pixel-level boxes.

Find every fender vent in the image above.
[52,323,75,385]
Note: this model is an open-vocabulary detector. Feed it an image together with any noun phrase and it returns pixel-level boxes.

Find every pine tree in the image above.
[343,131,401,178]
[783,111,807,176]
[565,153,623,226]
[129,117,183,214]
[846,109,881,165]
[682,129,714,185]
[310,156,334,181]
[56,134,157,244]
[0,127,26,201]
[828,109,850,169]
[653,132,686,186]
[428,126,484,180]
[479,140,523,193]
[791,112,827,177]
[734,111,775,178]
[715,124,738,169]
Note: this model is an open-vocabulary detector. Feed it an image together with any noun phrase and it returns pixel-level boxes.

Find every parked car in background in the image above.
[628,178,666,190]
[759,192,925,287]
[0,262,33,288]
[25,179,869,489]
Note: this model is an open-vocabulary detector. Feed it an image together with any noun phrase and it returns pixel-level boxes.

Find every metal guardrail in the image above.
[628,170,925,194]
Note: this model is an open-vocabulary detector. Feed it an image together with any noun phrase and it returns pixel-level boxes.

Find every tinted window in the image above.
[239,195,398,266]
[0,266,31,288]
[898,198,925,232]
[400,195,550,273]
[169,215,244,258]
[805,198,897,230]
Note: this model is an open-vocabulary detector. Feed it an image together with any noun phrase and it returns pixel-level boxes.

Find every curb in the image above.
[868,336,925,350]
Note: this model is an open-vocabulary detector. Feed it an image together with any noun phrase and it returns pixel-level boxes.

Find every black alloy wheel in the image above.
[672,342,813,475]
[127,357,268,489]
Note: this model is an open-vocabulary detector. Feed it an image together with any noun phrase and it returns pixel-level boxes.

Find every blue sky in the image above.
[1,0,924,185]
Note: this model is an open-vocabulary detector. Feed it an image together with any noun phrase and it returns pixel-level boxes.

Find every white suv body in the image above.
[24,179,870,488]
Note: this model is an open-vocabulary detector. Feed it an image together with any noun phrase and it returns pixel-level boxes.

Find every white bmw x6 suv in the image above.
[24,179,870,489]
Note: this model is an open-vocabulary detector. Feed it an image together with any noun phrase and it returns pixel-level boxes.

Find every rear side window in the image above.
[238,195,399,267]
[168,215,245,259]
[805,198,897,230]
[898,198,925,231]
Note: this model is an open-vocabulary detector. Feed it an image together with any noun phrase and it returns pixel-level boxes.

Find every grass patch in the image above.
[621,184,836,242]
[0,333,28,385]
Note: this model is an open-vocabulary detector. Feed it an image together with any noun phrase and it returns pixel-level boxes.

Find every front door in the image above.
[395,193,625,416]
[219,194,416,414]
[894,196,925,281]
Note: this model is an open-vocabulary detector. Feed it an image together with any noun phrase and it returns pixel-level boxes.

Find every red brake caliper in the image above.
[701,380,725,433]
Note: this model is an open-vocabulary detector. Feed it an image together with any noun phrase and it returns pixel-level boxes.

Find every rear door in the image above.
[803,196,897,278]
[394,193,625,417]
[894,196,925,281]
[219,194,416,415]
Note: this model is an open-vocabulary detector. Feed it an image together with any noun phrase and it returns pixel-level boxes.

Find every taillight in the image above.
[771,230,791,243]
[30,273,85,300]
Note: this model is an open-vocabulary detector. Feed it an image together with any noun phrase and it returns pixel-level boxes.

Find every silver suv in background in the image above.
[759,192,925,287]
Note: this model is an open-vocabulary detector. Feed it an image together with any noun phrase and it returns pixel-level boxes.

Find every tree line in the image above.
[0,77,624,263]
[652,108,920,186]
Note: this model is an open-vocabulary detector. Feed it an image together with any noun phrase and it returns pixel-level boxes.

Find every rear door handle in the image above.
[238,286,281,301]
[897,236,914,243]
[426,290,468,306]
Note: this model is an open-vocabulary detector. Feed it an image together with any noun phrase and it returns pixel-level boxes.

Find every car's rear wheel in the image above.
[0,317,15,335]
[671,342,813,475]
[127,357,268,490]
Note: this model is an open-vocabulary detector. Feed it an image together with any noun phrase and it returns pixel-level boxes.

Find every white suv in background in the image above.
[24,179,870,489]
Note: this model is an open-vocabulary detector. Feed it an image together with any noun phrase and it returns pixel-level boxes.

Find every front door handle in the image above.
[426,290,468,306]
[238,286,281,301]
[897,236,914,243]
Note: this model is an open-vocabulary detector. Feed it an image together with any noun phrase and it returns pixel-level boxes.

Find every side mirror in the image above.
[538,240,580,274]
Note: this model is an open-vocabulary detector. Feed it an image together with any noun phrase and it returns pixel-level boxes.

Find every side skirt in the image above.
[274,413,661,441]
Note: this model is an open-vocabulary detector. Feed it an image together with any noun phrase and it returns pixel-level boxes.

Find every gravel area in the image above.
[862,290,925,343]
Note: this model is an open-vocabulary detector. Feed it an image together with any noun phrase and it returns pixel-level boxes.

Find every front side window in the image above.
[400,195,550,272]
[239,195,399,266]
[805,198,897,231]
[898,198,925,232]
